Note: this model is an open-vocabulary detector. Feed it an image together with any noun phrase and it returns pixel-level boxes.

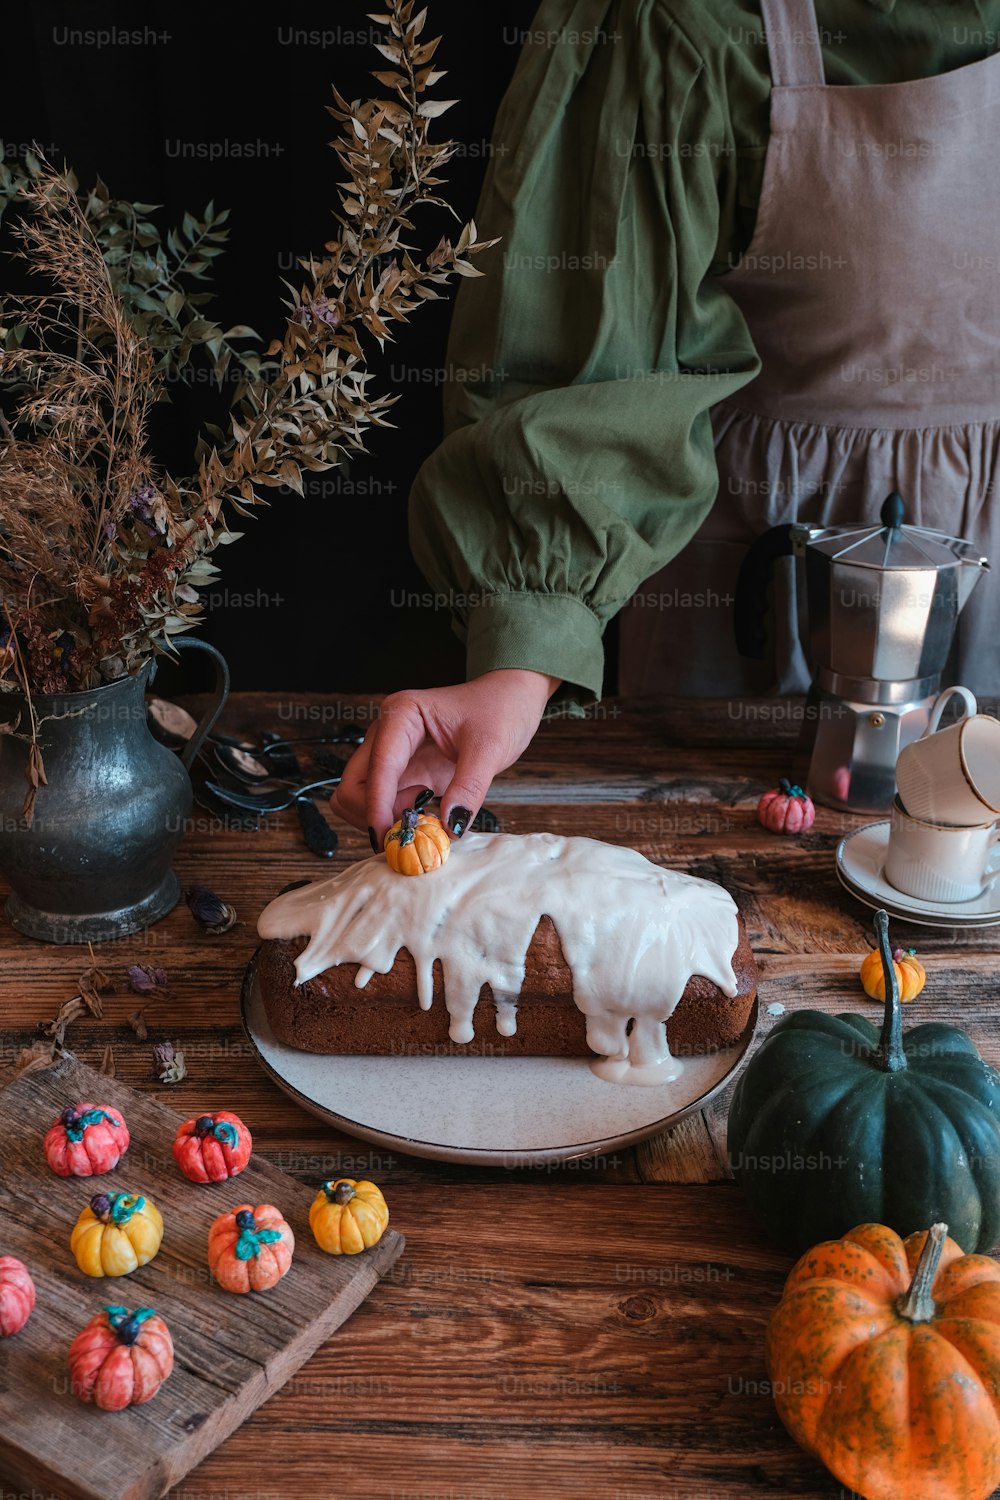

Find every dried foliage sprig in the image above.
[0,0,497,818]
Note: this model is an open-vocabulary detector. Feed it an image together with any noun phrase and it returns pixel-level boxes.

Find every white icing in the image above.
[256,832,741,1085]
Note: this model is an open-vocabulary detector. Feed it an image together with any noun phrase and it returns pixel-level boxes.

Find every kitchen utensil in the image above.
[896,692,1000,825]
[735,491,989,814]
[203,777,341,814]
[258,731,338,858]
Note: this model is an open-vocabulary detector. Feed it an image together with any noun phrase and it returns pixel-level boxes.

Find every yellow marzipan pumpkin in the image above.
[71,1191,163,1278]
[384,808,450,876]
[860,944,926,1003]
[309,1178,389,1254]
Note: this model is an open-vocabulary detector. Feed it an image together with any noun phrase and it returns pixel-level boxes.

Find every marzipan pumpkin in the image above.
[860,944,926,1003]
[757,778,816,834]
[0,1256,35,1337]
[309,1178,389,1254]
[727,908,1000,1253]
[172,1111,252,1183]
[208,1204,293,1293]
[384,789,450,876]
[69,1305,174,1410]
[71,1191,164,1278]
[767,1221,1000,1500]
[44,1102,129,1177]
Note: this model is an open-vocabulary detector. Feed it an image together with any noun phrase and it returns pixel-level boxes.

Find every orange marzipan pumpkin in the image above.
[767,1221,1000,1500]
[384,811,450,876]
[860,945,926,1003]
[208,1203,294,1294]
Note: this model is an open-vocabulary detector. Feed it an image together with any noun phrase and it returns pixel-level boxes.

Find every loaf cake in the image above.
[256,830,756,1084]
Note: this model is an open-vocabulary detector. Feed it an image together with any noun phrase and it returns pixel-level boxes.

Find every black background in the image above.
[3,2,547,695]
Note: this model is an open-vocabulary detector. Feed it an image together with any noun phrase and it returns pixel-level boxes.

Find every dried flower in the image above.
[0,2,497,822]
[127,1008,148,1041]
[185,884,237,934]
[127,964,168,995]
[152,1040,187,1084]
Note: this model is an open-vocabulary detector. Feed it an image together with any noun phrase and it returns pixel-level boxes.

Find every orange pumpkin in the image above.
[767,1221,1000,1500]
[384,791,450,876]
[860,944,926,1003]
[208,1203,293,1294]
[69,1305,173,1410]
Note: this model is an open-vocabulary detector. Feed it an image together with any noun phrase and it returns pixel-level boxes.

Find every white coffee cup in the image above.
[895,685,1000,826]
[884,794,1000,904]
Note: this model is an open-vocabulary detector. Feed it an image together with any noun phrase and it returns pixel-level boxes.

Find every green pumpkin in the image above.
[727,908,1000,1254]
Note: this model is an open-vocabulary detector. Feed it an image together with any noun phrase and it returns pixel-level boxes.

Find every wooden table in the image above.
[3,692,998,1500]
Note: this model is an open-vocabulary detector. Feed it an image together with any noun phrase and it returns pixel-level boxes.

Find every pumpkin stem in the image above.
[873,909,907,1073]
[331,1181,356,1205]
[896,1223,948,1323]
[105,1305,156,1344]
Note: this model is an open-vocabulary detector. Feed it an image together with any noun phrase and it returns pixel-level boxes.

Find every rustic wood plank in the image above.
[0,1052,403,1500]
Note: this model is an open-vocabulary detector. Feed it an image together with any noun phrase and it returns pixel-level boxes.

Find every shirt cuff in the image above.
[463,591,604,712]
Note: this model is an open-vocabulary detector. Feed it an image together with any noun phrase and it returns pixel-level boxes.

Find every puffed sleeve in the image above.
[408,0,761,705]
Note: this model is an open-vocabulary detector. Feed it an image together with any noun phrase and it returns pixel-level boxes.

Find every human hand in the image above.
[329,668,561,848]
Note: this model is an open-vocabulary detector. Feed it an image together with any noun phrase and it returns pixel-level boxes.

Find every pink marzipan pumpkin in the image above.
[43,1102,129,1177]
[757,778,816,835]
[0,1257,35,1338]
[172,1111,252,1183]
[69,1305,173,1410]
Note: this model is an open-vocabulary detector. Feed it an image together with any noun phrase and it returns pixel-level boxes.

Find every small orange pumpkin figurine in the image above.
[384,789,450,876]
[69,1305,173,1410]
[208,1203,294,1294]
[767,1221,1000,1500]
[860,943,926,1003]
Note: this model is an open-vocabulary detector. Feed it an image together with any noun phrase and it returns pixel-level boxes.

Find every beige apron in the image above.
[619,0,1000,698]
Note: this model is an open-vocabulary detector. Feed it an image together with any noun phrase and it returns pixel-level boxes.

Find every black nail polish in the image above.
[448,806,472,838]
[368,826,379,853]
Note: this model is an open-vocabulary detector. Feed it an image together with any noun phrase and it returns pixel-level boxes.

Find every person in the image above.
[332,0,1000,849]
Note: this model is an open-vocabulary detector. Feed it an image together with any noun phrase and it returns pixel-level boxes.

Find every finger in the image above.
[365,697,428,846]
[328,739,373,836]
[440,733,499,838]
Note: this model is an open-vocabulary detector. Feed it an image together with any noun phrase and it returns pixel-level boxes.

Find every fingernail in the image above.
[368,826,379,853]
[414,787,435,810]
[447,806,472,838]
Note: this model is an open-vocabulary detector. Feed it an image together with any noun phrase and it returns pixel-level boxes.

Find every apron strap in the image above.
[758,0,826,88]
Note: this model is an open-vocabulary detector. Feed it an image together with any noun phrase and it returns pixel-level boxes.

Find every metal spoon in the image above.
[203,776,342,814]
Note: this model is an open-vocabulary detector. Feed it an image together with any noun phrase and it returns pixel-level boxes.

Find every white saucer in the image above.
[836,821,1000,929]
[240,952,758,1166]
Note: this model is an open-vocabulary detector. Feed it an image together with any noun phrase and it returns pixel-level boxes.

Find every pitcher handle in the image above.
[926,684,977,737]
[159,638,231,770]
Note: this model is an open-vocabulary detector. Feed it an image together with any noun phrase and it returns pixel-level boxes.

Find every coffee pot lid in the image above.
[803,493,986,572]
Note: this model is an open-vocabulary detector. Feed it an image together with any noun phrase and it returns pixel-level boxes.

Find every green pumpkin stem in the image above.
[896,1222,948,1324]
[873,909,907,1073]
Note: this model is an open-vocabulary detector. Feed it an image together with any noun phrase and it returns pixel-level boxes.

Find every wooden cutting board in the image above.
[0,1051,404,1500]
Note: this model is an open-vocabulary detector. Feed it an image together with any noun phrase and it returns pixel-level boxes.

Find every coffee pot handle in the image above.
[161,638,231,769]
[734,524,799,659]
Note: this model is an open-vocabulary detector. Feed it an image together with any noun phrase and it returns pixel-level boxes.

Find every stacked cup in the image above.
[887,686,1000,904]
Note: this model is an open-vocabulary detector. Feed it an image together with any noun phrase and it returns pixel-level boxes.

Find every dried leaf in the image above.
[127,1007,148,1040]
[99,1043,116,1077]
[13,1040,56,1078]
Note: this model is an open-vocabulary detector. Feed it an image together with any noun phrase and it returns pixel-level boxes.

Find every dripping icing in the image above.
[256,831,740,1082]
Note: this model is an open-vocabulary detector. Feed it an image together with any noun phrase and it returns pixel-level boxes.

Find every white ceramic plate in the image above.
[240,952,759,1166]
[836,821,1000,929]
